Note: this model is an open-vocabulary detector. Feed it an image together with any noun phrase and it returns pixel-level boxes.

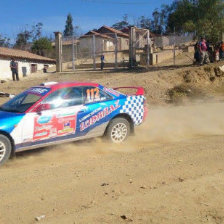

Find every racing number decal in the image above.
[86,88,100,102]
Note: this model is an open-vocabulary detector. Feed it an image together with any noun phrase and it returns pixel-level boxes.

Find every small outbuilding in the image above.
[0,47,55,80]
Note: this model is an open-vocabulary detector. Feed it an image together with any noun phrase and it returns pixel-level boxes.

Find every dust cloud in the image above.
[139,102,224,143]
[52,102,224,154]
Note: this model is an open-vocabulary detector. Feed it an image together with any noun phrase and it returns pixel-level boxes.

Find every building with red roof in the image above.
[0,47,55,80]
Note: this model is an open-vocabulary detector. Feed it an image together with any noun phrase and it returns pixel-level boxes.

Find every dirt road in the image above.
[1,57,224,223]
[1,102,224,224]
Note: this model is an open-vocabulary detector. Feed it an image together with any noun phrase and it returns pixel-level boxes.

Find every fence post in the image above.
[146,30,150,69]
[173,28,176,66]
[115,33,118,69]
[92,35,96,70]
[72,35,75,71]
[129,27,136,68]
[54,32,62,72]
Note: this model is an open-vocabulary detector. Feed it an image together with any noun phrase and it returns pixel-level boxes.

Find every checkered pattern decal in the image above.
[120,95,145,125]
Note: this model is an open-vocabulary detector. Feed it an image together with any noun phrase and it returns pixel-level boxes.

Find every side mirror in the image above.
[35,103,51,113]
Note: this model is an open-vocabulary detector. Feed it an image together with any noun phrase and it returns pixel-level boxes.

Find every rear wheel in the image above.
[0,135,12,166]
[106,118,131,143]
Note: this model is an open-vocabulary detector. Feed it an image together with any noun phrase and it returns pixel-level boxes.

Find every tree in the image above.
[14,29,32,49]
[73,25,82,37]
[166,0,195,33]
[164,0,224,42]
[31,37,52,56]
[141,6,169,34]
[195,0,224,43]
[0,34,10,47]
[64,13,74,37]
[138,16,152,30]
[112,14,129,30]
[14,22,43,49]
[32,22,43,41]
[151,9,164,34]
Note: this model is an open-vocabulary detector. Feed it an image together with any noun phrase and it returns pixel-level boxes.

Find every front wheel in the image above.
[106,118,131,143]
[0,135,12,166]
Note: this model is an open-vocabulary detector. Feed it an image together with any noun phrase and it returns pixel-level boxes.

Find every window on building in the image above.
[31,64,37,73]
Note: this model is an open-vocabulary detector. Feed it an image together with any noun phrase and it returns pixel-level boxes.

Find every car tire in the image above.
[106,117,131,143]
[0,134,12,166]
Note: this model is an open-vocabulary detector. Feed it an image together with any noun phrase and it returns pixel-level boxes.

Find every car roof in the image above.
[36,82,99,90]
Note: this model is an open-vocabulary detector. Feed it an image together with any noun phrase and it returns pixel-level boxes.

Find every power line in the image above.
[82,0,151,5]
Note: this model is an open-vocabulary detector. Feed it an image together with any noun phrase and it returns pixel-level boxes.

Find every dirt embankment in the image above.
[166,63,224,104]
[0,58,224,106]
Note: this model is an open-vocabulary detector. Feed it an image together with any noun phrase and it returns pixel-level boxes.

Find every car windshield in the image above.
[0,87,50,113]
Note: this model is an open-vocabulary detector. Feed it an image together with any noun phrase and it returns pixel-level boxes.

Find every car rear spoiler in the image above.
[113,87,144,96]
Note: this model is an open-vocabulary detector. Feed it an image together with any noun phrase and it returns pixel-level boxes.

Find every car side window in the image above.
[42,87,84,109]
[83,87,112,104]
[22,94,41,104]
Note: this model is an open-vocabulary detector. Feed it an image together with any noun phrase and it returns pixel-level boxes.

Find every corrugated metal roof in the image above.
[0,47,55,63]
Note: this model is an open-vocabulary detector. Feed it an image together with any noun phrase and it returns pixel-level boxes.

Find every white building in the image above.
[0,47,55,80]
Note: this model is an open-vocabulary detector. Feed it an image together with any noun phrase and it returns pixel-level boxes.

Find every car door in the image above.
[21,87,85,147]
[77,86,121,138]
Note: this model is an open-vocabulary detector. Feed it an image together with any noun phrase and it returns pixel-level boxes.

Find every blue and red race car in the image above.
[0,82,147,165]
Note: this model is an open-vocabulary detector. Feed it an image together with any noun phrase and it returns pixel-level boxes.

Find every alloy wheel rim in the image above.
[111,123,128,143]
[0,141,6,162]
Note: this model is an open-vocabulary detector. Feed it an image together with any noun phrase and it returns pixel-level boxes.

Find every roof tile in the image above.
[0,47,55,63]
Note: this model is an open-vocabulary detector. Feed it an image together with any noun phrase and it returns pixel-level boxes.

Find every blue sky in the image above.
[0,0,173,40]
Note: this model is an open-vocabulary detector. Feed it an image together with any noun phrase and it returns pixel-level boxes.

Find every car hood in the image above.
[0,110,25,133]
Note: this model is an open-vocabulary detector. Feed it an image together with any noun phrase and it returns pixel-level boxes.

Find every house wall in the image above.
[79,36,129,56]
[62,45,73,62]
[0,58,53,80]
[120,37,129,50]
[79,37,103,57]
[103,39,114,51]
[79,37,116,58]
[153,35,194,48]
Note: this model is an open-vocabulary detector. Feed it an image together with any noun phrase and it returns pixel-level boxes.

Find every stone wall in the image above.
[140,49,183,65]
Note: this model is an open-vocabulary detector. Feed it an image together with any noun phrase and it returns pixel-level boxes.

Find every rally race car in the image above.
[0,82,147,165]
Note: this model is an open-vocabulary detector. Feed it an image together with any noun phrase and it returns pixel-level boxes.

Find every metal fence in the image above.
[61,33,130,71]
[150,33,195,65]
[153,34,194,49]
[57,31,194,71]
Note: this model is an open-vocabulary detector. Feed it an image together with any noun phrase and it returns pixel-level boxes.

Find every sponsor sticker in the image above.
[33,113,77,141]
[80,100,120,131]
[79,107,102,123]
[37,116,52,124]
[28,87,50,96]
[103,87,121,97]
